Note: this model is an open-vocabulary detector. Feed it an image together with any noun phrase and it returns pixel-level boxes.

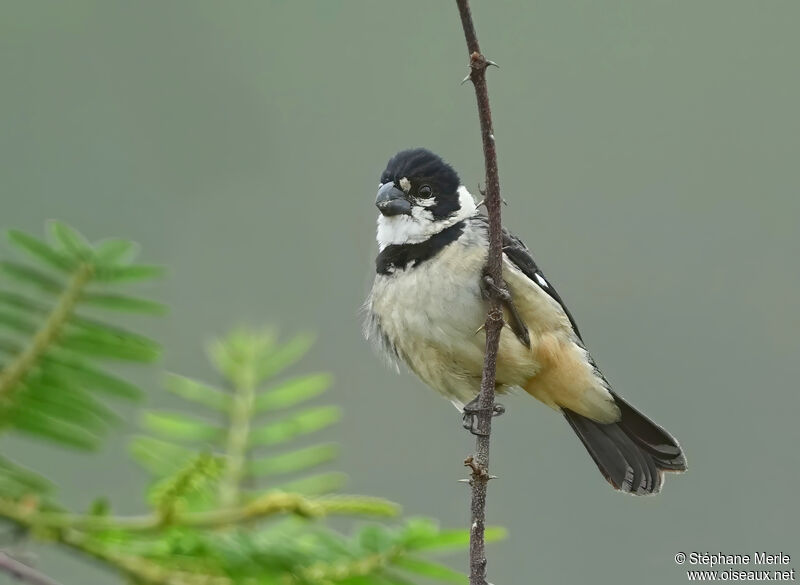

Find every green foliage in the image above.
[0,455,54,505]
[0,224,505,585]
[132,328,343,505]
[148,453,224,522]
[0,222,163,504]
[0,222,163,451]
[74,517,506,585]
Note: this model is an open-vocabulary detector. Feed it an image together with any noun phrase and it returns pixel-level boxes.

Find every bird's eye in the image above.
[418,185,432,198]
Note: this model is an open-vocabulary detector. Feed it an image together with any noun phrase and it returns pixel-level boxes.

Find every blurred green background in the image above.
[2,1,799,583]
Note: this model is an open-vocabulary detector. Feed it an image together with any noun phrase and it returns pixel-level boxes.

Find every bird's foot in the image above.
[462,397,506,436]
[481,274,511,303]
[480,273,530,348]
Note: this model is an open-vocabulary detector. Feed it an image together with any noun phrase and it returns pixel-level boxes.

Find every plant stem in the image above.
[302,548,400,583]
[56,531,231,585]
[0,263,93,400]
[454,1,506,584]
[218,347,257,508]
[0,493,398,533]
[0,552,64,585]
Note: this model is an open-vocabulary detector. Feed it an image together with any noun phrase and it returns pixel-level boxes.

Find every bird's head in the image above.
[375,148,477,250]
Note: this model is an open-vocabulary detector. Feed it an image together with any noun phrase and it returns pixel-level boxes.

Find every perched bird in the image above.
[363,148,686,495]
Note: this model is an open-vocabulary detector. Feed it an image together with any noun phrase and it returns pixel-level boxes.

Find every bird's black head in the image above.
[376,148,462,220]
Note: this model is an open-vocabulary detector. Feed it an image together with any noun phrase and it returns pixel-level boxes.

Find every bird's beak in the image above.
[376,182,412,217]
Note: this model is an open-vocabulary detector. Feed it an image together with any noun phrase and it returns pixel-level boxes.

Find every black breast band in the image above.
[375,221,465,275]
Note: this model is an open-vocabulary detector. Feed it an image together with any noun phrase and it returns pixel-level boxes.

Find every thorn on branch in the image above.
[464,455,489,480]
[475,190,507,208]
[461,52,498,86]
[469,51,499,73]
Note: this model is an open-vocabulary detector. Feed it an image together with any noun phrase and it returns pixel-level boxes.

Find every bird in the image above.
[363,148,686,495]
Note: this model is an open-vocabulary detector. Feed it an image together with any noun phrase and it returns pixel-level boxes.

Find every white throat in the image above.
[376,186,477,251]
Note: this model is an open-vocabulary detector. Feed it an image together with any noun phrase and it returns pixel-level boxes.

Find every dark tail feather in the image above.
[563,392,687,495]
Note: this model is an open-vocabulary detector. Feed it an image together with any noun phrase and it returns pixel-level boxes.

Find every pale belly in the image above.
[368,242,540,406]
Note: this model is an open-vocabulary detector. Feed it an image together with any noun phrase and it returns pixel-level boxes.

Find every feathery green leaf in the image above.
[255,373,331,413]
[20,380,118,432]
[41,354,144,400]
[248,406,341,447]
[357,524,395,553]
[60,331,160,362]
[10,405,100,450]
[49,221,93,260]
[0,310,37,335]
[69,316,160,349]
[150,453,224,519]
[165,374,230,412]
[7,230,74,272]
[247,444,339,478]
[94,264,165,283]
[260,472,348,496]
[93,238,139,265]
[142,411,223,442]
[0,262,62,293]
[0,291,48,315]
[255,333,315,383]
[80,292,166,314]
[129,436,196,476]
[0,455,53,494]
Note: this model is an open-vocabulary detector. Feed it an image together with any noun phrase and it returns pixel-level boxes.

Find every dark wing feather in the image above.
[499,227,584,341]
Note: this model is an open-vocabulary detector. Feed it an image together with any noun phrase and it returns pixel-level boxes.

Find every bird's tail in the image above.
[563,392,686,495]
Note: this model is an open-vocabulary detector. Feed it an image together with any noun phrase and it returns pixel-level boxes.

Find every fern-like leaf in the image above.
[149,453,224,521]
[0,222,164,455]
[133,328,343,510]
[0,455,53,498]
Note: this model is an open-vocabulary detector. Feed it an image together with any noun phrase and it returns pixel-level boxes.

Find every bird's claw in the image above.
[480,274,531,348]
[482,275,511,302]
[462,400,506,436]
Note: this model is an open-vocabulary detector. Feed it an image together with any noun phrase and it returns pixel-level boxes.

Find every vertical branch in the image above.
[455,1,505,585]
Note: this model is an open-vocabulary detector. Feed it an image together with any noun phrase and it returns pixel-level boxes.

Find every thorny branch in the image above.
[455,1,507,584]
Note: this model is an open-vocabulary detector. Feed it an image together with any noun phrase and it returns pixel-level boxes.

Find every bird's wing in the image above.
[495,224,624,424]
[470,215,583,340]
[500,227,583,341]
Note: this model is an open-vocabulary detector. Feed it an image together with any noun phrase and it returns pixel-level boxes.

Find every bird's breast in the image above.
[371,242,488,356]
[368,238,540,402]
